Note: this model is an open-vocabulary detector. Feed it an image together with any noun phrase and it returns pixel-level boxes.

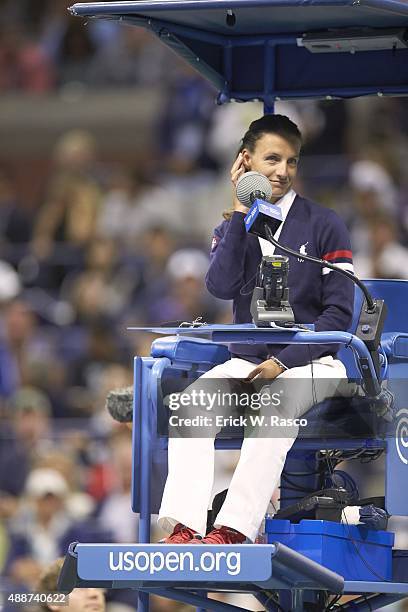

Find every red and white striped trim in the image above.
[323,250,353,261]
[322,262,355,276]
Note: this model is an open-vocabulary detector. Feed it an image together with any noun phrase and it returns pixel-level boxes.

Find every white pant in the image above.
[158,356,347,542]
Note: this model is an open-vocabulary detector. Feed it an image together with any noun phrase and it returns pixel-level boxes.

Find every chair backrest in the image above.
[338,279,408,376]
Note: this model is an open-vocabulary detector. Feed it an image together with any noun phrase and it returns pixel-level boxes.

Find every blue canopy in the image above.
[69,0,408,108]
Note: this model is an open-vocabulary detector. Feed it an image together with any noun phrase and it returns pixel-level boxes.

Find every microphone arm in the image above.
[263,224,375,312]
[263,223,388,382]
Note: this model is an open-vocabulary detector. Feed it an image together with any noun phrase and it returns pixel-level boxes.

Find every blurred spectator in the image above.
[90,26,177,88]
[156,64,217,174]
[348,156,399,259]
[0,23,54,93]
[35,451,81,493]
[353,213,408,279]
[96,168,139,242]
[2,298,59,388]
[96,168,178,247]
[0,386,53,497]
[89,363,134,441]
[36,554,139,612]
[31,130,103,289]
[5,468,71,583]
[139,248,222,324]
[41,0,120,65]
[65,237,140,323]
[137,225,177,281]
[98,428,138,543]
[350,158,398,216]
[0,262,21,304]
[68,320,127,392]
[4,467,111,586]
[0,166,32,250]
[52,130,99,177]
[56,19,97,89]
[37,557,106,612]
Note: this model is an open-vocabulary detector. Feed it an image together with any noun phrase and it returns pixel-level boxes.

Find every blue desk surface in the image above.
[126,324,364,349]
[127,323,313,335]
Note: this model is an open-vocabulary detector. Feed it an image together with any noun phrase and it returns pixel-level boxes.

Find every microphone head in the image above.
[236,171,273,207]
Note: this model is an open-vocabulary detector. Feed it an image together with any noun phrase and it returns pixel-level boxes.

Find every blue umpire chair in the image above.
[121,279,407,608]
[131,279,408,530]
[58,279,408,612]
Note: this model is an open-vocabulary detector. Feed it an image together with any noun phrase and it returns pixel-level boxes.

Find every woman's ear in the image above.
[241,149,251,171]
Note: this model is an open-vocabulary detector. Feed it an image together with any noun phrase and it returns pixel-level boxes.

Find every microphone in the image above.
[236,171,273,206]
[105,386,133,422]
[236,171,282,239]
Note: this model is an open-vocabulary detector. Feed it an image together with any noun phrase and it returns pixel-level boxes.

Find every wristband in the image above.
[268,356,288,371]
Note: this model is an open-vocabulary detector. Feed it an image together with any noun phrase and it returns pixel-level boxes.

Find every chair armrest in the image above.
[381,333,408,361]
[151,335,230,366]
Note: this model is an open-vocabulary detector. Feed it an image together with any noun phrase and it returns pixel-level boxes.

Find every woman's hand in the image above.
[245,359,285,382]
[231,152,250,213]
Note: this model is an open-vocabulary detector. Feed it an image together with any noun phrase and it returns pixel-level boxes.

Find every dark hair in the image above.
[222,114,302,220]
[239,114,302,154]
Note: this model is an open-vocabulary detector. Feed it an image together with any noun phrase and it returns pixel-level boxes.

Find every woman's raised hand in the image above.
[231,152,250,213]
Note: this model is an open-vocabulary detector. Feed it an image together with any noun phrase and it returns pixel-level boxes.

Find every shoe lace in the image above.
[206,527,238,543]
[174,523,195,538]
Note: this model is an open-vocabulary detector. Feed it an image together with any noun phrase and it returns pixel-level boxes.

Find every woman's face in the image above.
[64,588,105,612]
[242,133,300,202]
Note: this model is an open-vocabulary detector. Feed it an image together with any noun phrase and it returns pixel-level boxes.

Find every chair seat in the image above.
[151,335,230,366]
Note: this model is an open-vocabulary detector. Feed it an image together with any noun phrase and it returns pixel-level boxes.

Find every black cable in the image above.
[277,494,314,502]
[258,590,285,612]
[263,224,375,312]
[283,469,322,476]
[335,595,375,611]
[322,450,391,584]
[278,486,314,497]
[340,507,390,583]
[281,473,318,493]
[308,344,317,406]
[324,594,342,611]
[316,449,381,464]
[360,450,384,463]
[239,271,258,296]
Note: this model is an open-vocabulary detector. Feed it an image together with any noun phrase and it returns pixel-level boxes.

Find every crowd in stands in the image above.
[1,2,408,611]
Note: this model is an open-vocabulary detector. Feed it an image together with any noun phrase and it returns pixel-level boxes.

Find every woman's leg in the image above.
[214,357,348,541]
[158,358,256,536]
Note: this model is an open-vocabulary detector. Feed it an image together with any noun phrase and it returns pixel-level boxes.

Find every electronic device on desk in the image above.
[250,255,295,326]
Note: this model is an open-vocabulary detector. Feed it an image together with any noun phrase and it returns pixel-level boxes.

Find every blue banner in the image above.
[77,544,273,582]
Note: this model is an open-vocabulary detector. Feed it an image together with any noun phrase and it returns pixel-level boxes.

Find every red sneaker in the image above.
[161,523,200,544]
[200,526,246,544]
